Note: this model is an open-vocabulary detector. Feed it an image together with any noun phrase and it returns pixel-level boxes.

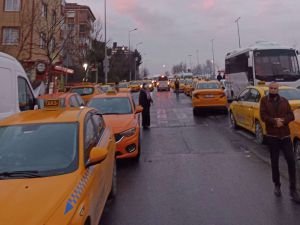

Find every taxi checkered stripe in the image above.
[64,167,95,215]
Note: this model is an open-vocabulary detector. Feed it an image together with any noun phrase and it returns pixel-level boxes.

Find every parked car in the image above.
[88,90,143,160]
[0,103,116,225]
[230,84,300,144]
[0,52,36,120]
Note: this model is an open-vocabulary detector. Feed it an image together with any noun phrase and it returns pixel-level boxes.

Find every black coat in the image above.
[139,89,152,108]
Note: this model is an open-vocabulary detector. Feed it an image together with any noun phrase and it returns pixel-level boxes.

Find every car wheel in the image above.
[294,140,300,161]
[255,121,265,144]
[108,160,117,199]
[229,111,237,129]
[134,135,141,161]
[193,108,198,116]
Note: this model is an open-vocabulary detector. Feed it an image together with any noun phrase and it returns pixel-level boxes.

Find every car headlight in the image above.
[120,128,136,137]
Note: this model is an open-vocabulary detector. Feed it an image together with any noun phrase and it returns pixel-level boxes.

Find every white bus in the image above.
[225,41,300,97]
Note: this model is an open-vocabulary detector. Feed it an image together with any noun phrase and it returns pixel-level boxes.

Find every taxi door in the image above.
[242,88,261,130]
[234,89,251,127]
[83,112,114,223]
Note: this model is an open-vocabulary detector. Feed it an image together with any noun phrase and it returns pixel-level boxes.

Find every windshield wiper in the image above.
[0,170,42,179]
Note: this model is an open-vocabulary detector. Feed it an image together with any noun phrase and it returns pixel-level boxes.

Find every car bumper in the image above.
[115,131,140,159]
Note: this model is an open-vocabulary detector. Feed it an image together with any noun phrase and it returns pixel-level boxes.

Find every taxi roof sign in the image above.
[44,99,61,109]
[106,89,117,95]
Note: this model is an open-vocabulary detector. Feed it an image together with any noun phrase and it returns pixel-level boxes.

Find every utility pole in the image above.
[104,0,108,83]
[235,17,241,48]
[211,39,215,78]
[128,28,137,81]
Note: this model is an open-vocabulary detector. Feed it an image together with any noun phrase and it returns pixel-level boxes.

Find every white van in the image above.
[0,52,36,120]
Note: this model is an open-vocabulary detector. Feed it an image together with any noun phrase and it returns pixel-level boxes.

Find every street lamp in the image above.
[83,63,88,82]
[128,28,138,81]
[235,17,241,48]
[134,42,143,80]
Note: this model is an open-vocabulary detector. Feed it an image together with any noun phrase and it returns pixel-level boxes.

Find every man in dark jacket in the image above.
[139,83,153,129]
[260,82,300,203]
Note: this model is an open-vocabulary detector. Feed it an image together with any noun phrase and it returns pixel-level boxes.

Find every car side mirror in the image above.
[86,147,108,167]
[135,105,143,114]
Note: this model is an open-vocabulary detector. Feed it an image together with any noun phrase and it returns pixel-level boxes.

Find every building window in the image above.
[79,24,86,33]
[4,0,21,11]
[40,32,46,49]
[2,27,19,45]
[41,2,48,18]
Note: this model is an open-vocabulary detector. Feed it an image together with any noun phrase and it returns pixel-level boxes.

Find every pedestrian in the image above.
[174,78,180,94]
[139,83,153,129]
[115,81,119,92]
[260,82,300,203]
[217,72,222,81]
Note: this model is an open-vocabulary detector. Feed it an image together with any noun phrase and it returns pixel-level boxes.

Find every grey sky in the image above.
[74,0,300,75]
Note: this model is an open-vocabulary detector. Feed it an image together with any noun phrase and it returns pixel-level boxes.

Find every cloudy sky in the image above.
[74,0,299,75]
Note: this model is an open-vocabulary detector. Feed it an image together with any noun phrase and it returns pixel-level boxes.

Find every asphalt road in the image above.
[100,90,300,225]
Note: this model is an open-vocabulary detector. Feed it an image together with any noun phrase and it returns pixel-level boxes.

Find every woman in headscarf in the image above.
[139,83,153,129]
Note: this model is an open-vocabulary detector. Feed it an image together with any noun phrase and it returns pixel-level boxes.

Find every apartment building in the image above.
[64,3,96,66]
[0,0,72,82]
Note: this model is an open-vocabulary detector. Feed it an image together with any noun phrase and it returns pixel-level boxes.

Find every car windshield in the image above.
[254,50,300,78]
[71,87,94,96]
[265,89,300,100]
[119,83,129,88]
[197,83,220,89]
[100,86,110,92]
[0,123,78,178]
[88,97,132,114]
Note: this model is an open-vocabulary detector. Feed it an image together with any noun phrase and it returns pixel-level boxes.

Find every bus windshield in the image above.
[254,49,300,81]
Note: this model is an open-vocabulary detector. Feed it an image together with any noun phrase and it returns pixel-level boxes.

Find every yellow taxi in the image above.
[37,92,85,108]
[183,79,193,96]
[88,90,143,160]
[229,84,300,144]
[0,100,116,225]
[69,83,103,104]
[129,81,142,92]
[290,109,300,160]
[141,80,154,92]
[192,80,228,115]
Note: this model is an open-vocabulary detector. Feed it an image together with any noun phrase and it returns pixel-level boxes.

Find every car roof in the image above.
[92,92,131,99]
[248,85,296,91]
[0,107,93,126]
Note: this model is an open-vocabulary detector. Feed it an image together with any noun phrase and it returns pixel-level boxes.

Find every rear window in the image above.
[70,87,94,96]
[197,83,220,89]
[158,76,168,81]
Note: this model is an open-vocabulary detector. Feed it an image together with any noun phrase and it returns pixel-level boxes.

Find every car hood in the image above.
[103,114,136,133]
[0,173,78,225]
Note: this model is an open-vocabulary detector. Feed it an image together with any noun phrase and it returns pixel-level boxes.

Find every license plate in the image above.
[205,94,214,98]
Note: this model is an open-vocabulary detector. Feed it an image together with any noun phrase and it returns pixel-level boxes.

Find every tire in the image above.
[294,140,300,161]
[255,121,265,144]
[193,108,198,116]
[108,160,117,200]
[229,111,238,129]
[134,135,141,161]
